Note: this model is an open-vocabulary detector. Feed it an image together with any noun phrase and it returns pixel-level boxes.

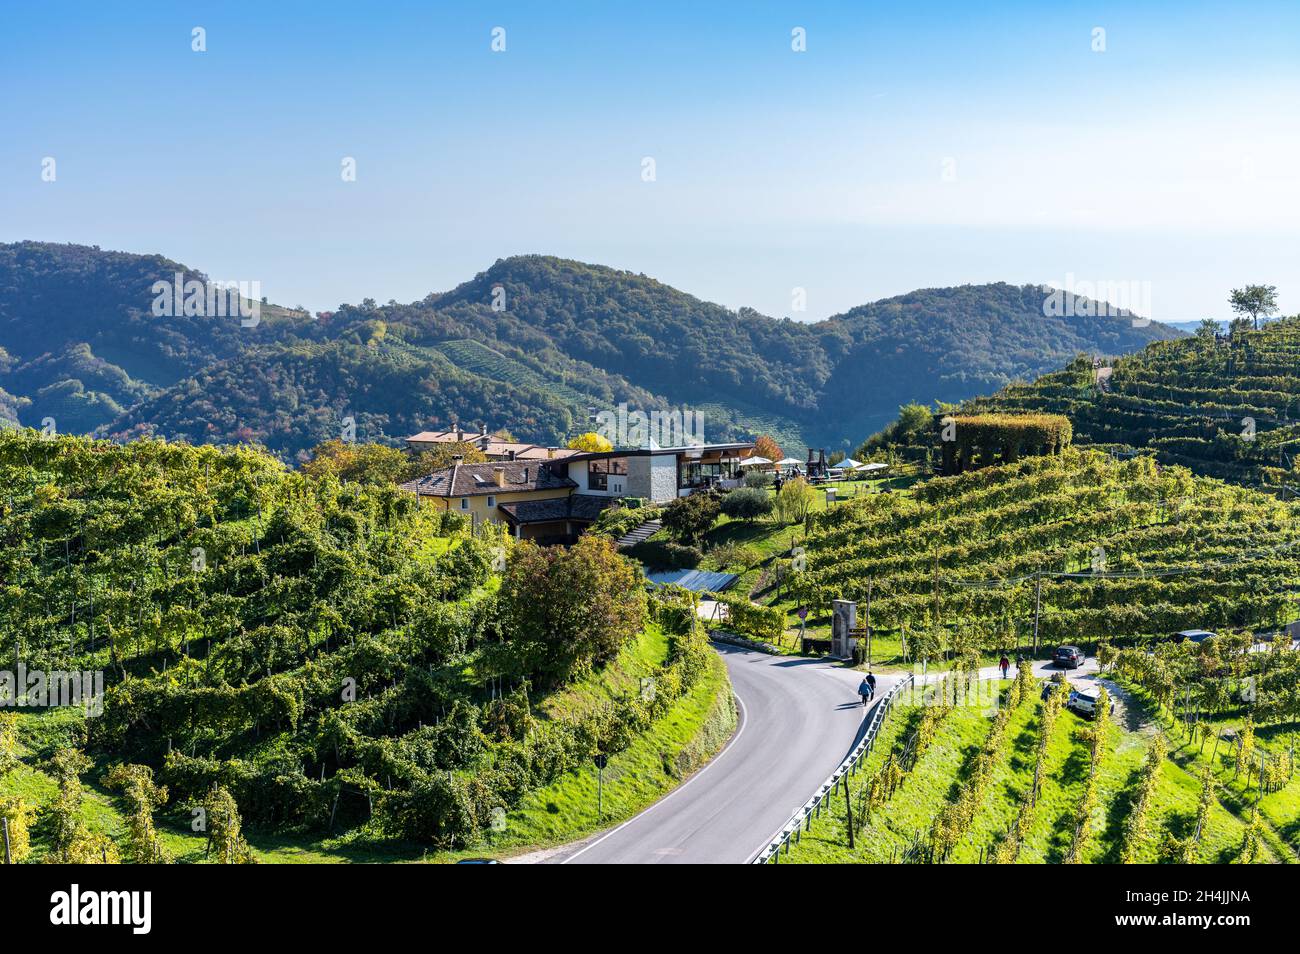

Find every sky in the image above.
[2,0,1298,322]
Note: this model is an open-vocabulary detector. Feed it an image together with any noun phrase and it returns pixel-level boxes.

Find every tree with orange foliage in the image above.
[753,434,783,462]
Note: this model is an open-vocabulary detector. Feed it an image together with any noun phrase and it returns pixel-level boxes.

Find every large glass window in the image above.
[588,457,627,491]
[679,456,742,490]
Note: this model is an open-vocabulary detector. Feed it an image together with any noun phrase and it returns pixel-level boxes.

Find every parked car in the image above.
[1068,687,1115,719]
[1054,645,1086,669]
[1172,629,1217,645]
[1041,677,1070,701]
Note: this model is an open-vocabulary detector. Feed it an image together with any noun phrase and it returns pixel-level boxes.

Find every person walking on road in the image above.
[999,655,1010,679]
[858,675,872,706]
[866,671,877,697]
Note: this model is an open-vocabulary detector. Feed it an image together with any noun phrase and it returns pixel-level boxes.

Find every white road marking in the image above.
[560,691,750,864]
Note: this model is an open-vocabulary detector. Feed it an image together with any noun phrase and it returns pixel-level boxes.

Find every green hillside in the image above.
[790,449,1299,658]
[0,243,1180,459]
[784,672,1292,864]
[955,317,1300,487]
[0,431,724,862]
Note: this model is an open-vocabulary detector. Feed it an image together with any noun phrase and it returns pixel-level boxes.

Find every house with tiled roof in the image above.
[404,424,581,462]
[398,456,610,544]
[399,438,758,544]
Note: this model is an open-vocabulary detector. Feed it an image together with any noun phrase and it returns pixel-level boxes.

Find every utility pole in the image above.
[1032,571,1043,655]
[865,579,873,668]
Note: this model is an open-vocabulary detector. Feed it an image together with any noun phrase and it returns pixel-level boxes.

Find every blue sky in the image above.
[2,0,1298,321]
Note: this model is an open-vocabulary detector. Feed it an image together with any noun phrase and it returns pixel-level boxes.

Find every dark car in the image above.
[1054,645,1085,669]
[1172,629,1217,645]
[1041,678,1070,701]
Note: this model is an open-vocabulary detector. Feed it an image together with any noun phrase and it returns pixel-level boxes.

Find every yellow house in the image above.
[399,456,611,544]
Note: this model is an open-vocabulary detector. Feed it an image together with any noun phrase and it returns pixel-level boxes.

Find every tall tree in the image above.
[567,432,613,453]
[1229,285,1279,330]
[497,535,647,687]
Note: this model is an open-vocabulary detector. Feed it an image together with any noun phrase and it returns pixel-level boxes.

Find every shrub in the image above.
[439,510,469,535]
[708,541,762,570]
[743,470,774,489]
[660,542,704,569]
[774,478,816,524]
[720,486,774,521]
[661,491,721,542]
[590,504,662,540]
[713,593,786,643]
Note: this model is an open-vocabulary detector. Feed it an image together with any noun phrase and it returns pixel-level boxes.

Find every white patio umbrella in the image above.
[854,462,890,472]
[739,456,773,466]
[776,457,803,468]
[838,457,863,469]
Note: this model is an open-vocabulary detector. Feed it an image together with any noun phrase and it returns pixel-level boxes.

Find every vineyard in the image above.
[0,431,726,862]
[960,316,1300,487]
[784,668,1298,864]
[790,449,1300,663]
[432,339,602,416]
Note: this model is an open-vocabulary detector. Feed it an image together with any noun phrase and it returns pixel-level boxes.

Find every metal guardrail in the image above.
[752,672,915,864]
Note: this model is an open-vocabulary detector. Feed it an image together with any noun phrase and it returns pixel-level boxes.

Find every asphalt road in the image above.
[551,643,894,865]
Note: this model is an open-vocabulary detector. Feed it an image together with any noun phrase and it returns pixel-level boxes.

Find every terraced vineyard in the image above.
[432,339,603,413]
[0,432,724,863]
[793,449,1300,656]
[784,676,1293,864]
[961,316,1300,487]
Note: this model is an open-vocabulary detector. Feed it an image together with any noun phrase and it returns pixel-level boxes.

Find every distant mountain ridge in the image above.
[0,242,1182,458]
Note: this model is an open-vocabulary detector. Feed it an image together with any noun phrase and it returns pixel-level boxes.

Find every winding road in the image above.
[547,643,899,865]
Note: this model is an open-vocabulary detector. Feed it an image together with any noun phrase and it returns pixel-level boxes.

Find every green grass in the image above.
[474,650,735,859]
[786,691,1000,863]
[1112,678,1298,862]
[538,624,671,723]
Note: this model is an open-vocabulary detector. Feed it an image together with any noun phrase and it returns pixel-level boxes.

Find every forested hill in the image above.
[0,242,1180,458]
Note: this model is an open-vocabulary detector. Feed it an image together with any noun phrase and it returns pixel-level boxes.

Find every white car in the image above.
[1068,687,1115,719]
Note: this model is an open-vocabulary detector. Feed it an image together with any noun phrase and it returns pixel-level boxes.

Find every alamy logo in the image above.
[151,272,261,327]
[1041,274,1152,327]
[50,884,151,935]
[0,664,104,717]
[594,403,705,448]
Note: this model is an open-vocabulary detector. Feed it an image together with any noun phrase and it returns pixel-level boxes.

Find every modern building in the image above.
[399,440,756,543]
[562,442,757,502]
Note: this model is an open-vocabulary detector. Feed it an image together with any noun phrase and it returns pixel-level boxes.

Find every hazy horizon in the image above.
[3,0,1297,322]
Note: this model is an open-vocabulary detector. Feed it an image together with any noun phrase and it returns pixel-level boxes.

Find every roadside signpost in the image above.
[593,753,608,821]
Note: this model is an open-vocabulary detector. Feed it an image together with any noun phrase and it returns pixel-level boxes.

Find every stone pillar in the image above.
[831,599,857,659]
